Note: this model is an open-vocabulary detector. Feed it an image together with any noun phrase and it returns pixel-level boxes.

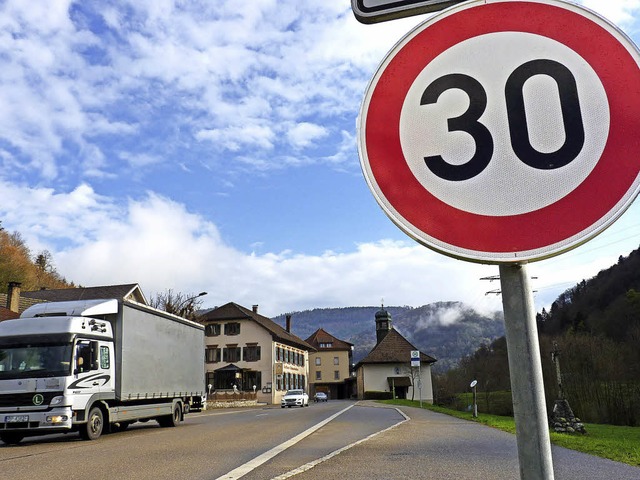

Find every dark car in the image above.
[314,392,328,402]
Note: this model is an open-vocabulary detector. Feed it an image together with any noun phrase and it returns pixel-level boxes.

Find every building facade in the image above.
[199,303,314,405]
[305,328,353,399]
[356,307,436,401]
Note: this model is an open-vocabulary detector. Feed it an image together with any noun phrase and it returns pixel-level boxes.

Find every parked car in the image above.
[314,392,328,402]
[281,389,309,408]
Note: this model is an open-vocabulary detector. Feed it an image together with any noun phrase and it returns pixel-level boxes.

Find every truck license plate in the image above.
[5,415,29,423]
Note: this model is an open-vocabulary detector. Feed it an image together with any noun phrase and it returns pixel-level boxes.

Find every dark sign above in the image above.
[351,0,464,24]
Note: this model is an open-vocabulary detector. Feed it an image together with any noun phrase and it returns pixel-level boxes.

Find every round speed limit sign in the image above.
[358,0,640,264]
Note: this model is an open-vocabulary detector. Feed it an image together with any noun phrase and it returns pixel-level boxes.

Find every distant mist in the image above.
[274,302,504,371]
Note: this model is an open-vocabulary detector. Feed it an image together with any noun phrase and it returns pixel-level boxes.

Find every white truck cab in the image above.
[0,299,204,444]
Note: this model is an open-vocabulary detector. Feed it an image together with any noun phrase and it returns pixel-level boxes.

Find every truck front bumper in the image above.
[1,407,73,433]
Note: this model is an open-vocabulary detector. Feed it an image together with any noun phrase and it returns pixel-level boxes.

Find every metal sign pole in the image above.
[419,361,423,408]
[499,263,554,480]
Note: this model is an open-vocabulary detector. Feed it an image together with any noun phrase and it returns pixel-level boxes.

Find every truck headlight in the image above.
[46,415,69,424]
[50,396,65,406]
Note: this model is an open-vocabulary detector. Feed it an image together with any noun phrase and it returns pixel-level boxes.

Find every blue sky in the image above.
[0,0,639,317]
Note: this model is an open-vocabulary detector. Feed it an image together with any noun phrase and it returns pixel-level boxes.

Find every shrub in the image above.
[364,391,393,400]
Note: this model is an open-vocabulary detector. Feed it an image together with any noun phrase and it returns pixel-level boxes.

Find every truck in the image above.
[0,298,205,444]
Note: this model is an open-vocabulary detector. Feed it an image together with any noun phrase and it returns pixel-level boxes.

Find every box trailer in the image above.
[0,298,205,444]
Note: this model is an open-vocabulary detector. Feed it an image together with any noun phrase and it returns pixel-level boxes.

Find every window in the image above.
[100,346,110,369]
[205,347,221,363]
[206,372,215,389]
[285,349,290,363]
[333,356,339,365]
[334,370,340,380]
[245,371,262,390]
[224,323,240,335]
[315,357,321,366]
[223,346,241,362]
[319,342,333,348]
[316,371,322,380]
[243,345,261,362]
[205,324,221,336]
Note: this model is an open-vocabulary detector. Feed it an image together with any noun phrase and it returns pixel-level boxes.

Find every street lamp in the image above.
[175,291,207,318]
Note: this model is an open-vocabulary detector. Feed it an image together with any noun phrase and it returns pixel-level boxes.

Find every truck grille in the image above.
[0,392,62,408]
[0,421,40,430]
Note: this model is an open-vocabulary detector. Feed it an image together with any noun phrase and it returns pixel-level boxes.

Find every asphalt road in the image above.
[291,402,640,480]
[1,401,639,480]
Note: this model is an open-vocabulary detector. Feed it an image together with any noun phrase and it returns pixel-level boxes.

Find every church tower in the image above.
[375,304,392,345]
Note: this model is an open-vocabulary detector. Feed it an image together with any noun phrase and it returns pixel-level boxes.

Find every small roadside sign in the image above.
[351,0,464,24]
[410,350,420,366]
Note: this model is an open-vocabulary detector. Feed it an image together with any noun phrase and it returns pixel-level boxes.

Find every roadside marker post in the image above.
[411,350,422,407]
[356,1,640,478]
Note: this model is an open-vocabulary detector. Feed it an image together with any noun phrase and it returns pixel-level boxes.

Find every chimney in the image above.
[7,282,21,313]
[286,314,292,333]
[252,305,258,314]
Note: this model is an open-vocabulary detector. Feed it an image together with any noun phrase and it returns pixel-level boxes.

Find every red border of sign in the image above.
[361,0,640,262]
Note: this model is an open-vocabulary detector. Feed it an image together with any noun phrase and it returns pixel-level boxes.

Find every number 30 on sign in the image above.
[358,0,640,264]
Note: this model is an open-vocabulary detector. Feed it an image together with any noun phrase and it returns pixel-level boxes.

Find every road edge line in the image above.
[215,404,355,480]
[272,405,410,479]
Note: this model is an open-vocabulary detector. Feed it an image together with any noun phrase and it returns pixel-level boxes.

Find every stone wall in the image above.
[206,399,258,409]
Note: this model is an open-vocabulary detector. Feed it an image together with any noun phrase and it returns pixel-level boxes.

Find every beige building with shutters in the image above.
[306,328,354,399]
[199,303,314,405]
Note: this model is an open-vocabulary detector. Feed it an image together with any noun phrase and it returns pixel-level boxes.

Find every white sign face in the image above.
[400,32,609,217]
[411,350,420,358]
[358,0,640,264]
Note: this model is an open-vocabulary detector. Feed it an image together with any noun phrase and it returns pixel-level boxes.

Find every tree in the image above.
[149,289,207,321]
[401,365,421,401]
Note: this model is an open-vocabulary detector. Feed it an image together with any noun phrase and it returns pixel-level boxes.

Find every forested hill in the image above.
[0,225,72,293]
[537,244,640,341]
[274,302,504,371]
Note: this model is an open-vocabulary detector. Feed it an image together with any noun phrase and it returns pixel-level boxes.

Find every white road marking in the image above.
[215,404,355,480]
[272,407,410,479]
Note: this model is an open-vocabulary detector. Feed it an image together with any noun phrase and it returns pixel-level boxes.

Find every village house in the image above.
[356,306,436,401]
[198,303,314,405]
[305,328,354,400]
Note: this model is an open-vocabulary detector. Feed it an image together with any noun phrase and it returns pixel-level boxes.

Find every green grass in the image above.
[379,399,640,467]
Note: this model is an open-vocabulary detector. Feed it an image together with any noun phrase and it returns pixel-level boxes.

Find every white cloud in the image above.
[2,180,638,319]
[1,0,639,321]
[581,0,640,26]
[0,181,502,316]
[286,123,328,149]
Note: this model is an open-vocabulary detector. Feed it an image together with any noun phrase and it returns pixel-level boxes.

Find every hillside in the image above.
[275,302,504,371]
[538,244,640,340]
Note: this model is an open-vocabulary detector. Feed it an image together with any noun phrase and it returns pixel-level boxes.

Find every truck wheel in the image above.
[0,433,24,445]
[158,404,181,428]
[80,406,104,440]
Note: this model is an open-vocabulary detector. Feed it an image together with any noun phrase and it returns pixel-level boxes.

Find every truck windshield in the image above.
[0,343,73,379]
